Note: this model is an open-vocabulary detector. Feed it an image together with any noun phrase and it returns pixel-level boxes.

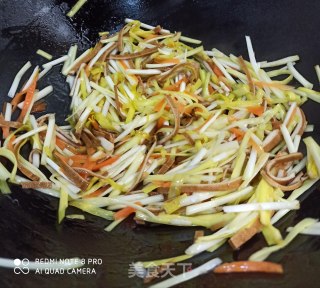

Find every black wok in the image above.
[0,1,320,287]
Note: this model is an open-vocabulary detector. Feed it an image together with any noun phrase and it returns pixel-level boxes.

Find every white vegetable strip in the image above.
[63,49,92,75]
[293,135,301,152]
[62,45,78,75]
[249,218,317,261]
[212,57,236,83]
[287,62,313,89]
[41,114,55,165]
[4,103,12,122]
[126,69,162,75]
[280,124,296,153]
[245,36,259,74]
[8,61,32,98]
[223,200,300,213]
[243,148,257,181]
[259,55,299,68]
[125,18,170,34]
[43,55,69,69]
[38,66,52,79]
[287,221,320,235]
[271,179,319,224]
[146,63,177,68]
[305,125,314,132]
[315,65,320,84]
[199,110,222,133]
[180,192,216,207]
[98,137,114,151]
[283,102,297,127]
[88,41,116,69]
[36,49,52,60]
[186,186,253,215]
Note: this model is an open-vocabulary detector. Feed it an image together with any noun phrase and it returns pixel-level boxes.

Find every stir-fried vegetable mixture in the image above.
[2,19,320,286]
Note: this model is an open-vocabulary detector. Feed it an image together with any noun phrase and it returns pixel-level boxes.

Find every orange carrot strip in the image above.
[2,127,9,139]
[164,77,187,92]
[70,154,90,162]
[208,84,215,94]
[90,119,100,130]
[154,99,166,112]
[247,105,264,116]
[229,127,245,141]
[214,261,283,274]
[213,65,224,78]
[17,73,38,122]
[83,187,108,199]
[207,60,224,78]
[56,138,68,150]
[153,181,172,188]
[114,202,142,220]
[92,155,120,171]
[157,117,166,129]
[10,90,27,111]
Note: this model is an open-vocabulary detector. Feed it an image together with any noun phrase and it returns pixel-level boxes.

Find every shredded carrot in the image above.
[208,84,215,94]
[56,138,68,150]
[214,261,283,274]
[247,105,264,116]
[157,117,166,129]
[71,156,95,170]
[229,127,245,141]
[154,99,166,112]
[172,98,186,114]
[119,60,129,69]
[83,187,108,199]
[10,90,27,112]
[153,181,171,188]
[70,154,90,163]
[213,65,224,78]
[207,61,224,78]
[114,202,142,220]
[164,77,187,92]
[149,153,162,159]
[90,118,100,130]
[17,73,38,122]
[92,155,120,171]
[2,127,10,139]
[184,106,195,115]
[87,147,96,156]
